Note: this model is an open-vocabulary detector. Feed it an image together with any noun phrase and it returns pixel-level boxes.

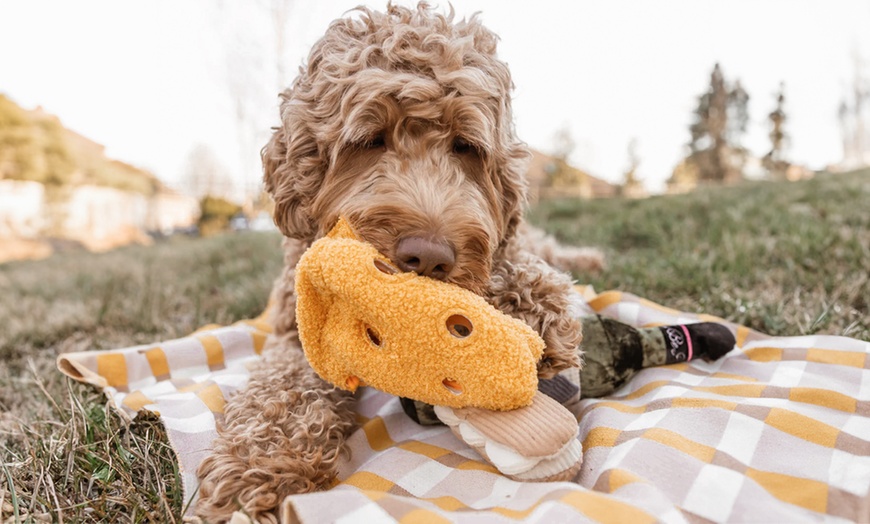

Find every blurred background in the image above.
[0,0,869,260]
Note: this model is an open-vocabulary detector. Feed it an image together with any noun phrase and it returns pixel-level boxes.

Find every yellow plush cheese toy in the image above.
[295,217,544,411]
[295,218,583,482]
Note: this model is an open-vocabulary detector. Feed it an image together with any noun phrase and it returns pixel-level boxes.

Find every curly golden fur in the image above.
[196,3,603,521]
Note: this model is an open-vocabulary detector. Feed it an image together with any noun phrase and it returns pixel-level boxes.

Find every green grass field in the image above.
[528,169,869,341]
[1,169,868,521]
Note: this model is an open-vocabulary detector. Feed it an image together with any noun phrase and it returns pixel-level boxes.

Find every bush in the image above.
[198,195,241,236]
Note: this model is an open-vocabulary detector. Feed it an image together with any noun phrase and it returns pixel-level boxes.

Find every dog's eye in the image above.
[362,134,386,150]
[452,137,478,156]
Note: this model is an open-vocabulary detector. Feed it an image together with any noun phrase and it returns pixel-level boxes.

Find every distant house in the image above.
[150,191,201,235]
[525,149,616,203]
[62,185,200,250]
[0,99,200,260]
[0,179,200,255]
[0,180,45,238]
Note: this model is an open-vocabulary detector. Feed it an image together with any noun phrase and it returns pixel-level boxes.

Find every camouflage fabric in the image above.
[578,315,668,398]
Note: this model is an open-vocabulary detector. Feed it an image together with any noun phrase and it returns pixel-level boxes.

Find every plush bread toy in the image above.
[435,392,584,482]
[295,218,582,480]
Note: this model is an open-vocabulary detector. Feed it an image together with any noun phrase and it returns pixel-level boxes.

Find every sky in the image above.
[1,0,868,195]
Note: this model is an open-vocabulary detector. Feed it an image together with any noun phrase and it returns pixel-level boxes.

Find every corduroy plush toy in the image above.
[295,217,583,481]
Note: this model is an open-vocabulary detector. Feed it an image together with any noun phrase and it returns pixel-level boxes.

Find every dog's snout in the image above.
[395,237,455,281]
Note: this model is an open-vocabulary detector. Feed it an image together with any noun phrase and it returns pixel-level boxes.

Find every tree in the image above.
[727,79,750,173]
[198,195,242,236]
[837,49,870,168]
[182,144,234,200]
[763,83,790,178]
[620,138,646,198]
[667,157,700,194]
[0,94,73,185]
[545,125,589,196]
[551,124,575,164]
[683,63,750,184]
[212,0,301,201]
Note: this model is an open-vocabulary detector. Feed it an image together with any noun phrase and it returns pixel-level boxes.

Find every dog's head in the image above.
[263,2,528,294]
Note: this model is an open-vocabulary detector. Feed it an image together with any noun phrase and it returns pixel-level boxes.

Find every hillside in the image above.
[0,93,163,195]
[528,168,870,340]
[526,149,617,202]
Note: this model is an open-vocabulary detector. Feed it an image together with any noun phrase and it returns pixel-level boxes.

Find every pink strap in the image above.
[681,325,693,360]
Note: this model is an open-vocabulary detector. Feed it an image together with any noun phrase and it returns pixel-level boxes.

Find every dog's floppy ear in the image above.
[262,91,327,241]
[480,51,529,246]
[494,143,530,245]
[263,19,346,241]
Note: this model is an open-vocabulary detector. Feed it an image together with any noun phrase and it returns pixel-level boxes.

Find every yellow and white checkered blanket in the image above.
[57,287,870,522]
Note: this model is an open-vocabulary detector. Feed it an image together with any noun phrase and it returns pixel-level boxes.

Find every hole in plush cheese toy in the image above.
[295,217,583,481]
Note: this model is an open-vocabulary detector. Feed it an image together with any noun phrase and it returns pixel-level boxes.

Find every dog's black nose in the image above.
[395,237,455,281]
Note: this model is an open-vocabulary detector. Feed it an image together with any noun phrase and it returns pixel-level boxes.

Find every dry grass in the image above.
[0,232,283,522]
[1,169,868,521]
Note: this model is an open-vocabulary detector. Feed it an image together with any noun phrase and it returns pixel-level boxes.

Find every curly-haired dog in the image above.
[196,3,603,521]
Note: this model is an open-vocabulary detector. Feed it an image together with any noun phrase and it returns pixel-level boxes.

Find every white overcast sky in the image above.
[1,0,868,194]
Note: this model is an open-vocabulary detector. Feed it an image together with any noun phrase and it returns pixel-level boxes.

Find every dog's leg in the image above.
[486,236,584,379]
[517,223,605,274]
[196,238,357,523]
[196,341,356,522]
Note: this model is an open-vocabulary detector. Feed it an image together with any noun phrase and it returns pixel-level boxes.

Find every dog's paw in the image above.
[553,246,606,274]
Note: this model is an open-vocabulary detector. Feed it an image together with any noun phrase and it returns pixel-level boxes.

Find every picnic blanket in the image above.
[57,286,870,522]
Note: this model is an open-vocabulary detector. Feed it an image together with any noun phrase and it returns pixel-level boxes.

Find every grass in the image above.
[1,169,869,521]
[528,168,870,340]
[0,232,284,522]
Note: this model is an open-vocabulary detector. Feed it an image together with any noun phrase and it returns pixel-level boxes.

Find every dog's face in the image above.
[264,4,528,294]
